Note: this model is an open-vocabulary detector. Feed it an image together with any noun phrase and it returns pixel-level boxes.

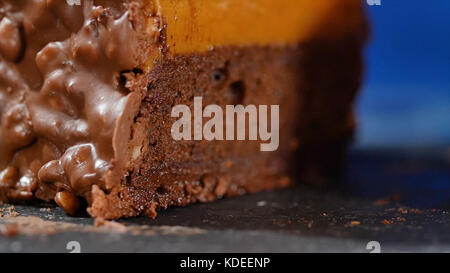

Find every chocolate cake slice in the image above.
[0,0,368,219]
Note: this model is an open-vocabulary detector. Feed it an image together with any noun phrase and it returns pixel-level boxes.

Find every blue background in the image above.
[356,0,450,148]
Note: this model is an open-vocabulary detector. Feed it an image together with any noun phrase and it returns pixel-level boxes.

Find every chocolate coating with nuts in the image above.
[0,0,151,215]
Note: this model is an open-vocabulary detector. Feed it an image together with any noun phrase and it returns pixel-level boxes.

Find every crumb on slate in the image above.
[0,206,19,218]
[94,218,127,232]
[397,207,422,214]
[373,194,401,206]
[0,224,19,237]
[256,201,267,207]
[0,215,205,237]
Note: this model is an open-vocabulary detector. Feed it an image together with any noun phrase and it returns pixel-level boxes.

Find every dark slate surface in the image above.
[1,149,449,253]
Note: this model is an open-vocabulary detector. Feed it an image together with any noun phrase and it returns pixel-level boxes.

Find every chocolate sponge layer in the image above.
[88,41,364,219]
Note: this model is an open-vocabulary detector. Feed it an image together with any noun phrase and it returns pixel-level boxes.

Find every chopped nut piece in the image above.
[132,145,142,160]
[54,191,80,216]
[0,17,23,62]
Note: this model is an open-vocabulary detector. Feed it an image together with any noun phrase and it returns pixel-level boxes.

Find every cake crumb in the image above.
[381,219,392,225]
[256,201,267,207]
[0,224,19,237]
[0,206,19,218]
[144,202,158,219]
[0,215,205,237]
[94,218,127,233]
[214,177,229,197]
[8,211,19,217]
[397,207,408,214]
[373,194,401,206]
[397,207,422,214]
[373,198,390,206]
[349,221,360,226]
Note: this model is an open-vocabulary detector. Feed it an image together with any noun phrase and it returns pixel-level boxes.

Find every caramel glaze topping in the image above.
[152,0,366,55]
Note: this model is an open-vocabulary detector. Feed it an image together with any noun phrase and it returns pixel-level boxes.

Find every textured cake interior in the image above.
[103,43,363,219]
[0,0,367,219]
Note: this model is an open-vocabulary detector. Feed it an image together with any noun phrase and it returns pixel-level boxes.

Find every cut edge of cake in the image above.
[0,0,369,219]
